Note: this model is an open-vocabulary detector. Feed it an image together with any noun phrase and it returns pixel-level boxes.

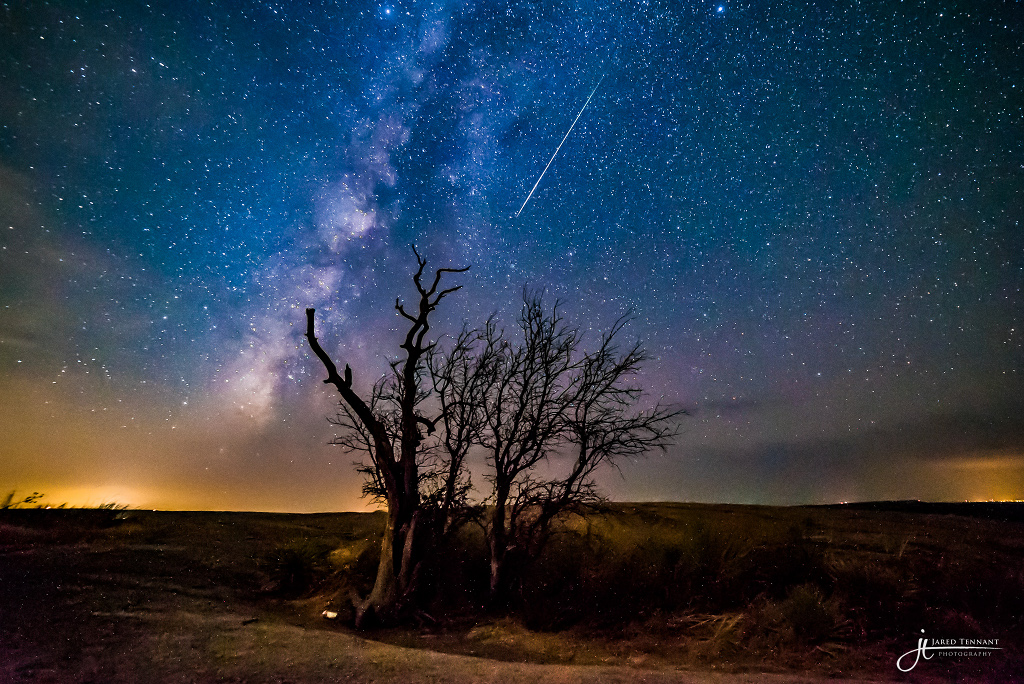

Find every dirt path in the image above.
[3,603,882,683]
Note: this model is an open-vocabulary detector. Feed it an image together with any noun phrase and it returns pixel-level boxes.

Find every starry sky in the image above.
[2,0,1022,511]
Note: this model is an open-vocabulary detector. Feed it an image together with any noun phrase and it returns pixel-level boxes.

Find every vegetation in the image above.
[1,490,45,509]
[446,297,682,606]
[293,251,1022,679]
[324,501,1024,677]
[305,248,470,626]
[305,249,680,625]
[3,503,1023,680]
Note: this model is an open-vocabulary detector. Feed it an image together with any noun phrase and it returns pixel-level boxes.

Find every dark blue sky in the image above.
[2,0,1022,510]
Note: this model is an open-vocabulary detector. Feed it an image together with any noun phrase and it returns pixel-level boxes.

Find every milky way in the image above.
[1,0,1022,510]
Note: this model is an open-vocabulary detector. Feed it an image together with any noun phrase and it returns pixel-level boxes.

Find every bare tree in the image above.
[525,316,683,555]
[305,247,467,626]
[475,296,577,603]
[442,293,683,605]
[423,319,503,539]
[307,263,680,620]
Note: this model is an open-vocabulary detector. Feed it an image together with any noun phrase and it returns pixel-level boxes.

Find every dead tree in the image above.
[477,296,578,604]
[523,317,684,557]
[327,372,399,505]
[423,319,503,539]
[305,248,467,626]
[449,294,682,606]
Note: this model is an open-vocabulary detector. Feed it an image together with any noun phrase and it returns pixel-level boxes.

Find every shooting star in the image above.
[515,73,606,218]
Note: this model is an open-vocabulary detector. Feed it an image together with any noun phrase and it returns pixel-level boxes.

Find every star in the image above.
[0,0,1019,510]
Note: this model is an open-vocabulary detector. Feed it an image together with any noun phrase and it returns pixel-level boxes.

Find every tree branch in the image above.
[305,308,381,441]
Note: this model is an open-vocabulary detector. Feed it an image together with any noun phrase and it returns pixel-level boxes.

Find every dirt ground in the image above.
[0,507,1018,683]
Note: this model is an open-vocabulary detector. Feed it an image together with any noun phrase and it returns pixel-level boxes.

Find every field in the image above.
[2,502,1022,682]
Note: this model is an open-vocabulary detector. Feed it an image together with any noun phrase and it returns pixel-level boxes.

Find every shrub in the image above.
[518,532,592,630]
[665,523,748,610]
[421,525,490,613]
[730,526,830,604]
[827,553,918,634]
[781,584,836,642]
[748,583,845,649]
[261,540,334,597]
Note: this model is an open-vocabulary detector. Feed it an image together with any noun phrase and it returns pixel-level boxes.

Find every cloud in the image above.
[0,164,160,378]
[636,397,1024,504]
[928,454,1024,471]
[0,371,371,512]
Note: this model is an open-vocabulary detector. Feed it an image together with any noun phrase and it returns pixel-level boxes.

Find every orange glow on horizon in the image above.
[6,483,379,513]
[922,451,1024,502]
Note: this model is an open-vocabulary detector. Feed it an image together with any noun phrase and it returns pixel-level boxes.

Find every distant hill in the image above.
[810,500,1024,522]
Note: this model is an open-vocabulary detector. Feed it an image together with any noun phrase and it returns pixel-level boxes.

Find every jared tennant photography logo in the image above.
[897,630,1002,672]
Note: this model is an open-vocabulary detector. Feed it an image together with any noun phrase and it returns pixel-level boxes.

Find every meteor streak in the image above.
[515,74,606,218]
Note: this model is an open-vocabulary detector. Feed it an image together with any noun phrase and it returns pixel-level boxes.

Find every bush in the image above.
[826,554,916,633]
[1,491,44,510]
[421,525,490,613]
[747,583,846,649]
[505,518,830,630]
[664,523,748,610]
[261,540,334,597]
[518,532,592,630]
[517,522,751,630]
[781,584,837,642]
[917,553,1024,627]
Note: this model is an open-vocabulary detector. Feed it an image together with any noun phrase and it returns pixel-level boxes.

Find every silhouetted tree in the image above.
[474,296,577,603]
[437,293,683,605]
[305,248,467,626]
[423,320,503,537]
[308,261,681,622]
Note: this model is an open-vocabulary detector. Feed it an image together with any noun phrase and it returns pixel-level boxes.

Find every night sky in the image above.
[2,0,1022,511]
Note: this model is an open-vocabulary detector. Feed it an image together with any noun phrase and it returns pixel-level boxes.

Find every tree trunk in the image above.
[356,507,400,626]
[487,484,510,607]
[355,494,419,627]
